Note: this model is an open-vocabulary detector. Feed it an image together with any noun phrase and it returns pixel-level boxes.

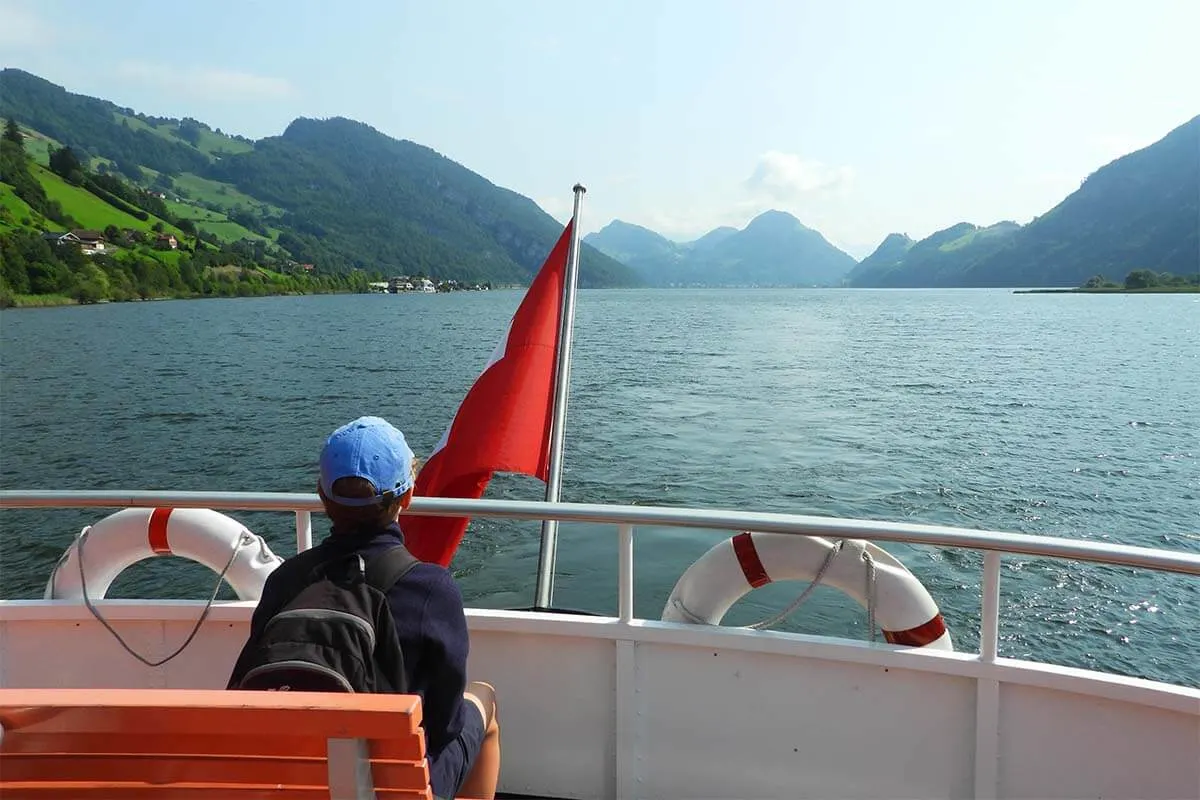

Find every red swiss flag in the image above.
[400,221,573,565]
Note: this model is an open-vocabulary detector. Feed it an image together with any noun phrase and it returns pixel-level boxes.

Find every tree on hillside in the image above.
[49,146,85,184]
[0,128,62,223]
[3,118,23,147]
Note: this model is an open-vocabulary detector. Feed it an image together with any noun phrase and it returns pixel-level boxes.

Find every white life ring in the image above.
[661,532,953,650]
[45,507,284,601]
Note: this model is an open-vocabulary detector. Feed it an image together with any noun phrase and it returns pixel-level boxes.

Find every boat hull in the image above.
[1,600,1196,800]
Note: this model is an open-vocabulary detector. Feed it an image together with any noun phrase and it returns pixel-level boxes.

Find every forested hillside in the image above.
[0,68,640,290]
[0,119,364,307]
[849,114,1200,287]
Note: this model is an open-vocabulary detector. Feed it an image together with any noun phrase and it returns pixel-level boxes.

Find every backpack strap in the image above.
[364,544,420,593]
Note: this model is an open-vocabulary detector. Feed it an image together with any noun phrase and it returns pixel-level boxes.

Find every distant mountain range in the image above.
[3,67,1195,291]
[0,68,639,288]
[848,114,1200,287]
[587,112,1198,289]
[585,210,857,287]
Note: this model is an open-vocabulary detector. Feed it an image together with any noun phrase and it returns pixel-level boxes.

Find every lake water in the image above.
[1,288,1197,686]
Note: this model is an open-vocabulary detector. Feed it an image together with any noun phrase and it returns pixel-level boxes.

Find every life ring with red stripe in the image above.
[44,508,284,601]
[661,532,953,650]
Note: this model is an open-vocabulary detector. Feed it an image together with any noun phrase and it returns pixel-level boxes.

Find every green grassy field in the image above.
[33,165,186,237]
[193,127,254,157]
[112,112,159,136]
[18,127,61,167]
[112,112,253,158]
[13,126,271,246]
[0,182,38,230]
[163,198,271,244]
[172,172,283,219]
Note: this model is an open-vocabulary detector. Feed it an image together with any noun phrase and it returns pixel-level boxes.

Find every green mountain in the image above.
[846,233,913,282]
[585,210,857,287]
[847,222,1021,287]
[207,116,635,287]
[850,114,1200,287]
[0,117,366,306]
[0,68,640,288]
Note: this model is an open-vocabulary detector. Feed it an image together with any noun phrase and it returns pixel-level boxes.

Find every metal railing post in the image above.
[618,524,634,623]
[296,510,313,553]
[980,551,1002,661]
[974,550,1004,800]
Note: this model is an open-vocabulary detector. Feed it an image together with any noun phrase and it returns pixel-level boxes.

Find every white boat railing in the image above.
[2,489,1199,664]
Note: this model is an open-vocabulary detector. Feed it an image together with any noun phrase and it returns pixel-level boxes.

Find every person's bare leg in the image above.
[459,681,500,799]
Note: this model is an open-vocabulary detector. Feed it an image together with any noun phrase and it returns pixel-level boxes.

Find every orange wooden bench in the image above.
[0,688,449,799]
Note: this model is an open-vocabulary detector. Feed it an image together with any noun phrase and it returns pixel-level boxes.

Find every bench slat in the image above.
[0,688,435,799]
[0,689,421,740]
[0,782,431,799]
[0,732,425,761]
[0,753,430,787]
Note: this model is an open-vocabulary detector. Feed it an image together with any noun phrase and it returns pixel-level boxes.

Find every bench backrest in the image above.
[0,688,432,799]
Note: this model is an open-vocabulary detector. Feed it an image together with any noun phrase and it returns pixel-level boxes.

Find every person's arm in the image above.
[388,565,472,753]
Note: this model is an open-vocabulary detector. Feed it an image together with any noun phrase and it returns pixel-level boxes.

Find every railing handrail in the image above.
[2,489,1198,577]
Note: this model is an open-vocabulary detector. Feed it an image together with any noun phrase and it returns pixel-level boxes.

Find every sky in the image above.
[2,0,1198,258]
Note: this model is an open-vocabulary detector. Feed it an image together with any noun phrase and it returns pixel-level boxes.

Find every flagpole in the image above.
[534,183,586,609]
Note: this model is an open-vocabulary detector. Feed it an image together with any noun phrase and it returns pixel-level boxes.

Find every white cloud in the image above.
[0,0,51,49]
[581,150,873,257]
[114,61,297,101]
[611,151,860,244]
[744,150,855,202]
[639,201,763,242]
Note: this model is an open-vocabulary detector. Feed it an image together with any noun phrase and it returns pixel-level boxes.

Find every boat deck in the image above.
[1,490,1197,799]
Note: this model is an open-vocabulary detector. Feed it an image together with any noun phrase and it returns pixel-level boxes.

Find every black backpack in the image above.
[230,543,419,694]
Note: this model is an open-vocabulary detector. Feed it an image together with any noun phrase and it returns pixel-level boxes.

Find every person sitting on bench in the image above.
[228,415,501,799]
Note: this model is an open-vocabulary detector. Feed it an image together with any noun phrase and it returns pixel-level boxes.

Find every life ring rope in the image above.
[663,531,952,650]
[682,534,881,638]
[74,524,252,668]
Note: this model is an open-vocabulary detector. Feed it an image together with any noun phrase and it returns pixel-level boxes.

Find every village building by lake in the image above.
[368,275,491,293]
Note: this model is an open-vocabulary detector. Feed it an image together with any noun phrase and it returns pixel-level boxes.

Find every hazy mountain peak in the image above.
[593,219,663,238]
[878,232,915,248]
[744,209,807,232]
[586,210,855,287]
[686,225,738,250]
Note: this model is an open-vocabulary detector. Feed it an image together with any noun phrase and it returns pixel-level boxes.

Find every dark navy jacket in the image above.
[227,523,473,797]
[355,525,474,795]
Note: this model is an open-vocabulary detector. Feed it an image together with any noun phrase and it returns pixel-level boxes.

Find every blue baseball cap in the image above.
[318,416,416,507]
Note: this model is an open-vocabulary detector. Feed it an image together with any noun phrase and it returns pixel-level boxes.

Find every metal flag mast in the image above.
[533,183,586,609]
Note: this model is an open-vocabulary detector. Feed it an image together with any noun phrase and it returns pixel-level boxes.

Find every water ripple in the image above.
[1,288,1197,687]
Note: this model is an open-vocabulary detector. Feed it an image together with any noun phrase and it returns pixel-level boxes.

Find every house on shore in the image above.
[41,230,106,255]
[71,230,106,254]
[41,231,83,247]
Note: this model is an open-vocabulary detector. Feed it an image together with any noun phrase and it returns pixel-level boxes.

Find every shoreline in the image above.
[1014,286,1200,294]
[0,288,364,310]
